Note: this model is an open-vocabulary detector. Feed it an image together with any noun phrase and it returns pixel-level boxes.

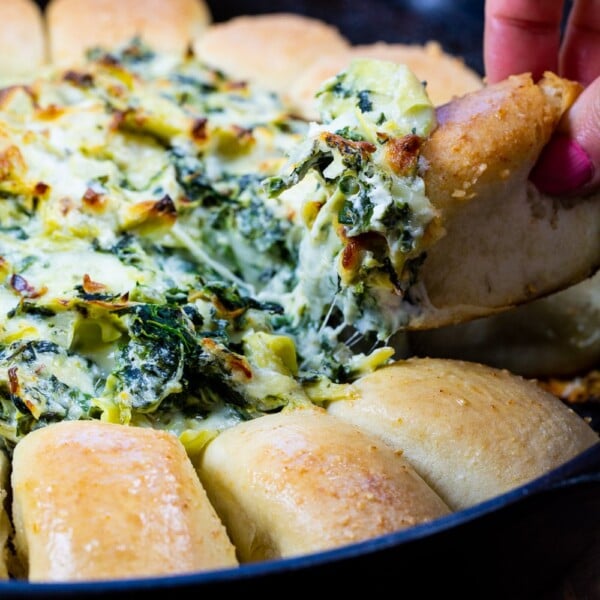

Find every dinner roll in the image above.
[409,272,600,378]
[287,41,483,120]
[197,407,450,563]
[0,0,47,84]
[46,0,212,67]
[193,13,351,96]
[327,357,599,510]
[11,420,238,582]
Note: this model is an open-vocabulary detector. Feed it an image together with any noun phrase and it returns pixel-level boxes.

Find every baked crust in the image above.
[0,0,46,82]
[46,0,212,66]
[198,407,450,562]
[11,420,238,582]
[193,13,351,95]
[328,357,599,509]
[423,72,580,218]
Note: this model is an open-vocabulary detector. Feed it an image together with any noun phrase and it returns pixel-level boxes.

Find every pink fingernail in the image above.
[530,135,594,195]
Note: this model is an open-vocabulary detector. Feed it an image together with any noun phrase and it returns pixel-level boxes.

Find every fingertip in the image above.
[483,0,562,83]
[530,135,594,196]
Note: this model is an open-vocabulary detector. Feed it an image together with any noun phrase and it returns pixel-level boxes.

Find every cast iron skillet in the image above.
[3,1,598,597]
[2,444,599,599]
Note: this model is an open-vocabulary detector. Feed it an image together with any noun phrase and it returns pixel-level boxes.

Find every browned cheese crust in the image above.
[197,407,450,562]
[46,0,212,66]
[328,357,599,510]
[11,420,238,582]
[193,13,351,95]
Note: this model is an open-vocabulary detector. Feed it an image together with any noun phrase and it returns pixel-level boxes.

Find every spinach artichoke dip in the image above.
[0,40,438,453]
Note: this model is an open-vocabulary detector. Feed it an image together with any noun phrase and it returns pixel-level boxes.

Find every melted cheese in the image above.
[0,40,435,451]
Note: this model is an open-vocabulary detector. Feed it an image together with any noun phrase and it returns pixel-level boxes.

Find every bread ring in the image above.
[0,1,594,585]
[409,271,600,378]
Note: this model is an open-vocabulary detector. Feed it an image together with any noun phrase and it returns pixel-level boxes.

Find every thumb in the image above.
[530,77,600,196]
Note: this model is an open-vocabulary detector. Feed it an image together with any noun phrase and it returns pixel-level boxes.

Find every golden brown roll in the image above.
[46,0,212,67]
[328,357,599,510]
[193,13,351,96]
[0,0,47,83]
[197,407,450,562]
[11,420,238,582]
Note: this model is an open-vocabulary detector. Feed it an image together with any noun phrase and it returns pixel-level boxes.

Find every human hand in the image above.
[484,0,600,196]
